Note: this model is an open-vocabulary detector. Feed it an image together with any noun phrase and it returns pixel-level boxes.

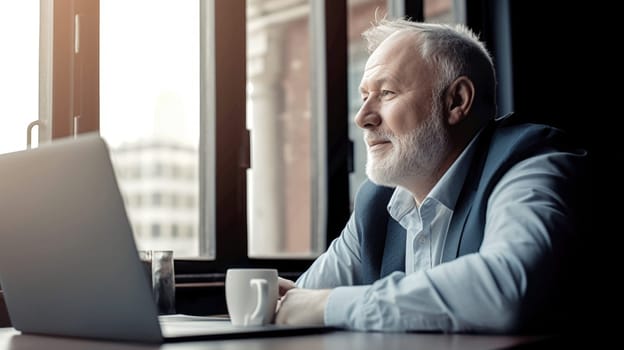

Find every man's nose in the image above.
[354,100,381,129]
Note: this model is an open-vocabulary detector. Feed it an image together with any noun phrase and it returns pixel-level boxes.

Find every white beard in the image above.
[365,102,450,187]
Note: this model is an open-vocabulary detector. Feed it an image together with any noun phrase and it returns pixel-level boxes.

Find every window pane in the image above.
[0,1,40,154]
[246,0,318,257]
[347,0,388,208]
[100,0,201,257]
[424,0,457,23]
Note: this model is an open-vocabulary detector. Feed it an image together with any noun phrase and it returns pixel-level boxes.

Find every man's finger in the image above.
[278,277,296,296]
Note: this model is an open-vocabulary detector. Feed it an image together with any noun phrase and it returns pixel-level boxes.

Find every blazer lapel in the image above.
[441,189,475,262]
[380,218,406,277]
[441,118,497,262]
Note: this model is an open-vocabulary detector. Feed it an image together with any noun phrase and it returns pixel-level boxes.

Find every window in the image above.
[172,165,181,179]
[153,163,164,177]
[100,0,201,257]
[246,0,320,258]
[14,0,353,276]
[423,0,460,23]
[134,224,143,237]
[152,193,162,206]
[0,1,40,154]
[188,0,351,271]
[151,224,161,238]
[136,194,143,207]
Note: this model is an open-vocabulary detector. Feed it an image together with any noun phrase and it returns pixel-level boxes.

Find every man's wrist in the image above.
[315,289,332,325]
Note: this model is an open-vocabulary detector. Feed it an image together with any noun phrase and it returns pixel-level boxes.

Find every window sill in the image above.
[176,282,224,289]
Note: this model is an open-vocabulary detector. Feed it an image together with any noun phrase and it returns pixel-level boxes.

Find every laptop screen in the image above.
[0,134,164,343]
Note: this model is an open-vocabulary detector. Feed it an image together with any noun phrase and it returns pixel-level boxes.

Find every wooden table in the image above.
[0,327,552,350]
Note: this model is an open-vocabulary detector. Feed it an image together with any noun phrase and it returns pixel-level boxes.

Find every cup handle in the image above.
[244,278,269,326]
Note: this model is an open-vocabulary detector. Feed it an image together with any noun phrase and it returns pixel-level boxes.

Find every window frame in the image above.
[50,0,99,139]
[48,0,351,280]
[186,0,352,277]
[46,0,432,281]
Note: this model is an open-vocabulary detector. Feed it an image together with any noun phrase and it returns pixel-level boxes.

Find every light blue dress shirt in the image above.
[296,128,582,332]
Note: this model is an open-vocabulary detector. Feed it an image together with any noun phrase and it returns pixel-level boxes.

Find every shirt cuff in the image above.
[324,285,369,327]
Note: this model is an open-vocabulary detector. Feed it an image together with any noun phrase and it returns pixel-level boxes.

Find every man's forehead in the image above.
[362,31,425,82]
[375,30,420,53]
[367,31,421,64]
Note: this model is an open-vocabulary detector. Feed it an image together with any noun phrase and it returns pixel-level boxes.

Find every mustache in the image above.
[363,131,394,145]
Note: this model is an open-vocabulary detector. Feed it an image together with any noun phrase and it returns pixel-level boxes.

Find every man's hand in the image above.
[275,288,331,326]
[278,276,296,297]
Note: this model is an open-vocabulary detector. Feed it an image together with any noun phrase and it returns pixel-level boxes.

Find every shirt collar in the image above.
[387,127,486,220]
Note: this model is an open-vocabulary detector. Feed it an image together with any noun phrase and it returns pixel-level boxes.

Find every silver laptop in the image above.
[0,134,331,343]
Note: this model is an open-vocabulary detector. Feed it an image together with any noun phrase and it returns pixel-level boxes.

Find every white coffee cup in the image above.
[225,268,278,326]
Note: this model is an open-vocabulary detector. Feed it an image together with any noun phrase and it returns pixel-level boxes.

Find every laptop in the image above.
[0,134,332,343]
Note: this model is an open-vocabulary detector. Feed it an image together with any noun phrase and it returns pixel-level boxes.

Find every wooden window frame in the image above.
[51,0,99,139]
[49,0,351,280]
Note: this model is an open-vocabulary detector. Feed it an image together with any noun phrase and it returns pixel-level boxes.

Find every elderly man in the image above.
[275,19,587,333]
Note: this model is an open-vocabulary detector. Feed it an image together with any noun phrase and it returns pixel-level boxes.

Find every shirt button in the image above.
[419,236,426,244]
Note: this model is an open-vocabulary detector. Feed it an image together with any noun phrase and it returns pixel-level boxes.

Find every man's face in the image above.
[355,31,450,187]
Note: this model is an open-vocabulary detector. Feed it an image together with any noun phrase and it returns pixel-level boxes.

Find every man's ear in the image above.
[444,76,475,126]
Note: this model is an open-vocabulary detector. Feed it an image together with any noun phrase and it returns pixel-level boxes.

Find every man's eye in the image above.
[381,90,394,97]
[361,95,368,102]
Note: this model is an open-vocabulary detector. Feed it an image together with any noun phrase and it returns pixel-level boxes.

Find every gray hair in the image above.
[363,19,497,119]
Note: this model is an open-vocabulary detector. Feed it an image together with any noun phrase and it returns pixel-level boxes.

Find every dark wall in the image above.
[468,1,599,154]
[514,1,610,335]
[508,2,599,154]
[468,0,602,335]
